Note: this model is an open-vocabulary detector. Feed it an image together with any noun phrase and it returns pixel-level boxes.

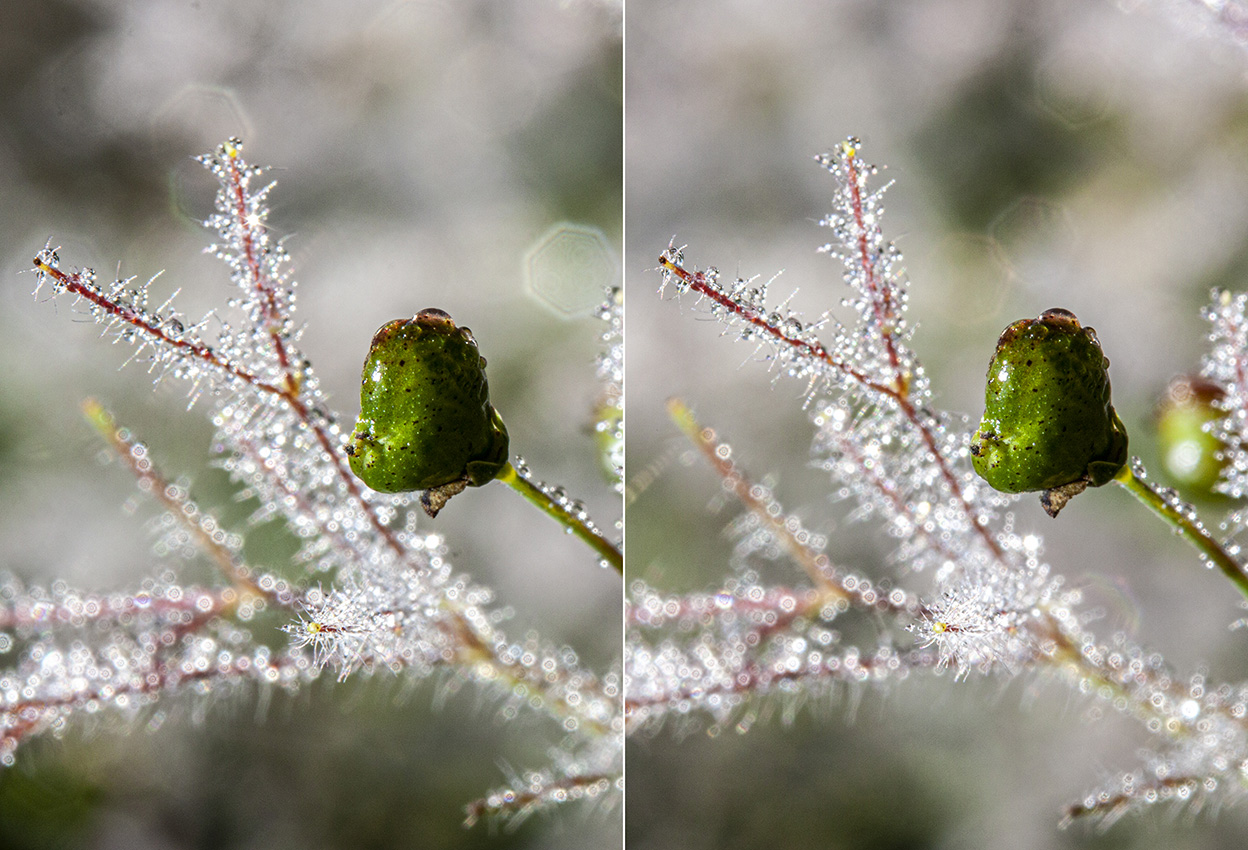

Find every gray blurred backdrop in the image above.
[0,1,620,848]
[627,1,1248,849]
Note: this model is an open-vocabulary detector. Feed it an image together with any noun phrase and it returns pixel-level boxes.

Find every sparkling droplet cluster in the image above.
[595,286,624,492]
[512,458,617,564]
[21,139,620,822]
[0,571,312,767]
[1204,289,1248,499]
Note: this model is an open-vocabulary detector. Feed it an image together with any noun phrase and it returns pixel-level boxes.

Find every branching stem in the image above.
[657,251,1005,564]
[81,398,289,608]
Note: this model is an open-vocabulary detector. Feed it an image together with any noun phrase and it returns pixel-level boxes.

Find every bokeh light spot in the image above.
[524,223,619,319]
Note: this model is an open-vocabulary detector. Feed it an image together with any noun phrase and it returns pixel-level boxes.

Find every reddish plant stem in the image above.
[659,255,1005,562]
[38,244,409,565]
[841,142,903,384]
[668,398,921,617]
[217,149,408,558]
[465,772,617,826]
[40,151,604,733]
[627,585,822,629]
[235,436,366,567]
[624,645,942,721]
[0,586,242,632]
[32,259,287,400]
[1024,610,1240,739]
[660,256,883,392]
[0,652,303,754]
[831,431,963,567]
[1062,775,1201,824]
[224,146,295,388]
[208,148,408,562]
[443,611,614,736]
[83,399,290,605]
[291,393,410,558]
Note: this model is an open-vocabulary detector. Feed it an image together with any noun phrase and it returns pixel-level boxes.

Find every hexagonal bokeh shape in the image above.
[989,196,1073,251]
[153,84,253,152]
[524,223,619,319]
[156,85,254,226]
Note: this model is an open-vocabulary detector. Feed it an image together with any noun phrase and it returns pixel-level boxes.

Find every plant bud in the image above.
[346,309,509,516]
[1156,375,1226,496]
[970,308,1128,517]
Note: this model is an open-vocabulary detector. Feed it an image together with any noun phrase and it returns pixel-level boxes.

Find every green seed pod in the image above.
[1156,375,1226,496]
[346,308,509,516]
[969,308,1128,517]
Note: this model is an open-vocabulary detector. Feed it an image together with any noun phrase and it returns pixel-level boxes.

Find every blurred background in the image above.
[626,1,1248,848]
[0,1,620,848]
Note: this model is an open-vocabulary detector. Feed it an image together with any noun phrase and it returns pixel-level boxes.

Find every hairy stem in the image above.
[496,462,623,574]
[657,250,1005,563]
[838,139,903,382]
[666,397,922,617]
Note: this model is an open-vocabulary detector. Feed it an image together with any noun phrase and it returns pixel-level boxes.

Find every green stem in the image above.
[1113,463,1248,601]
[496,462,623,575]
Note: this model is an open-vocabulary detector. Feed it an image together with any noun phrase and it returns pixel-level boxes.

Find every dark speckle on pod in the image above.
[970,308,1128,516]
[346,309,509,516]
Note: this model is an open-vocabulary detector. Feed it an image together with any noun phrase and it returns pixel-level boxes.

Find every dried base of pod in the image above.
[420,478,469,518]
[1040,477,1089,518]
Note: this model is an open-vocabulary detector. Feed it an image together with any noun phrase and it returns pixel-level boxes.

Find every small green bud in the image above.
[970,308,1128,517]
[346,308,509,517]
[1156,375,1226,496]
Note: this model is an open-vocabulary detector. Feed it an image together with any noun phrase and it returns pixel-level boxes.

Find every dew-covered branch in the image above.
[19,139,621,819]
[641,138,1248,827]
